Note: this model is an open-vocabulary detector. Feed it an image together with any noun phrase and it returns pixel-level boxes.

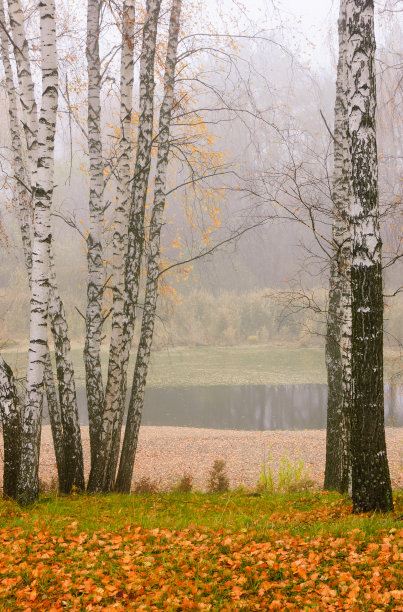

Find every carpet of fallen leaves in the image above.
[0,492,402,611]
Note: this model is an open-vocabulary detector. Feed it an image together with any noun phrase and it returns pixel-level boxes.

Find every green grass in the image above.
[4,344,402,388]
[0,491,402,611]
[1,490,402,540]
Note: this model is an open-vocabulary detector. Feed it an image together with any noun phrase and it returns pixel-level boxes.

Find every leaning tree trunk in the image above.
[87,0,161,492]
[345,0,393,513]
[115,0,182,493]
[17,0,58,505]
[7,0,38,182]
[49,252,85,492]
[0,2,32,273]
[85,0,105,466]
[0,356,22,499]
[324,0,352,494]
[88,0,135,492]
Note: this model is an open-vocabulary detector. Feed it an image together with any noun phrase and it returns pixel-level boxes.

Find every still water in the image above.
[45,383,403,430]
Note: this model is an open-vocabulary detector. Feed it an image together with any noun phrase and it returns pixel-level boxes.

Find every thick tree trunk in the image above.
[17,0,58,505]
[87,0,161,492]
[346,0,393,513]
[324,1,352,494]
[85,0,105,466]
[0,356,22,499]
[88,0,135,492]
[115,0,182,493]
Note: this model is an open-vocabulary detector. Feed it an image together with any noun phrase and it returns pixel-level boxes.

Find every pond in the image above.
[44,383,403,430]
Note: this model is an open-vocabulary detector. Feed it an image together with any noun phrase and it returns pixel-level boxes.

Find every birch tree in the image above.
[7,0,38,178]
[85,0,105,464]
[115,0,182,493]
[17,0,58,505]
[87,0,162,492]
[0,356,21,498]
[324,0,352,495]
[88,0,135,492]
[345,0,393,512]
[2,0,84,495]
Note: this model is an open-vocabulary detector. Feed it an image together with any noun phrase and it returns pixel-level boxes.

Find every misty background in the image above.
[0,0,401,351]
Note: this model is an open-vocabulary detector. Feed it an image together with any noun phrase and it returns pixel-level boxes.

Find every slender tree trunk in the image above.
[0,1,32,272]
[88,0,135,492]
[115,0,182,493]
[85,0,105,466]
[0,356,22,499]
[324,1,352,494]
[49,252,85,492]
[7,0,38,181]
[346,0,393,513]
[17,0,58,505]
[87,0,161,492]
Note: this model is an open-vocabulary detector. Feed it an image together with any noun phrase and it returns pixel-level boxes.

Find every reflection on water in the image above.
[45,383,403,430]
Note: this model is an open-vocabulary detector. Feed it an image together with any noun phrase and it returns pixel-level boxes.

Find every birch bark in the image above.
[17,0,58,505]
[0,3,32,273]
[87,0,161,492]
[115,0,182,493]
[7,0,38,181]
[48,251,85,492]
[324,0,352,494]
[85,0,105,465]
[87,0,135,492]
[3,0,83,494]
[0,356,22,498]
[43,349,66,489]
[345,0,393,512]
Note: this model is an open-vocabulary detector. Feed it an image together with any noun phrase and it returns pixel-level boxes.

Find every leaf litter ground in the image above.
[0,491,402,611]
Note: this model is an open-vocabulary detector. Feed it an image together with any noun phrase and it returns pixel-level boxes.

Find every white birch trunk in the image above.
[345,0,393,512]
[85,0,105,465]
[3,0,83,494]
[87,0,135,491]
[0,2,32,272]
[325,0,352,494]
[17,0,58,505]
[87,0,161,492]
[7,0,38,181]
[115,0,182,493]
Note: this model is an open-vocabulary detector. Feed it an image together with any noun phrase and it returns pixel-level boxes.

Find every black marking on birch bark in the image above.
[17,0,58,505]
[87,0,162,493]
[85,0,106,468]
[49,252,85,492]
[8,0,38,181]
[0,356,22,499]
[90,0,136,493]
[346,0,393,513]
[325,1,352,495]
[115,0,182,493]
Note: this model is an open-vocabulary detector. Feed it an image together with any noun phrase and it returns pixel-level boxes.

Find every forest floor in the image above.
[23,425,402,493]
[0,491,402,610]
